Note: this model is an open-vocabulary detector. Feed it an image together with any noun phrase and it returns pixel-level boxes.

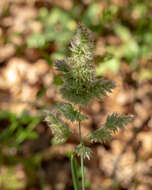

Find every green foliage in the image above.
[53,76,63,86]
[27,33,46,48]
[0,110,43,189]
[82,3,102,28]
[94,2,152,77]
[37,87,47,99]
[0,166,25,189]
[0,110,42,147]
[27,8,76,52]
[26,1,152,81]
[44,111,71,143]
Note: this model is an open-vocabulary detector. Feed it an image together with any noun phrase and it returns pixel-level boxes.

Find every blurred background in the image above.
[0,0,152,189]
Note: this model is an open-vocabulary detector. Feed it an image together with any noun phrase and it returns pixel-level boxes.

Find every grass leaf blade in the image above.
[71,154,80,190]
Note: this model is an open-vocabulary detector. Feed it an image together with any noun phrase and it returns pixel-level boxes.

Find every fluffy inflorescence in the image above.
[55,24,115,105]
[75,144,92,160]
[44,111,71,143]
[55,102,87,122]
[45,24,133,160]
[86,113,134,143]
[70,24,95,84]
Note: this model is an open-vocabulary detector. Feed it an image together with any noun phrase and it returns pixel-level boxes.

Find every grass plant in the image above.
[45,24,133,190]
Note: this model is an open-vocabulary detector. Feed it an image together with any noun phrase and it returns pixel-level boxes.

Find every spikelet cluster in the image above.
[55,24,115,105]
[44,102,88,144]
[75,144,92,160]
[55,102,87,122]
[105,113,133,133]
[44,111,71,143]
[69,24,95,84]
[87,113,133,143]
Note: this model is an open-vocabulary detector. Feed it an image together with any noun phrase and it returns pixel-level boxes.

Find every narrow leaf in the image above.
[71,154,80,190]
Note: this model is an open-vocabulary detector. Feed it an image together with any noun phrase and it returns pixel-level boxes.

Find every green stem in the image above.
[78,120,82,144]
[81,153,85,190]
[39,165,44,190]
[78,107,85,190]
[71,154,80,190]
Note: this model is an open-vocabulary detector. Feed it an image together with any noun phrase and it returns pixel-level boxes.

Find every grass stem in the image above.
[78,107,85,190]
[81,154,85,190]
